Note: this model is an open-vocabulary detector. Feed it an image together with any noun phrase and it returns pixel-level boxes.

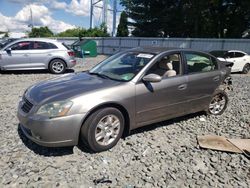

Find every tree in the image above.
[4,32,9,38]
[57,28,85,37]
[116,11,129,37]
[28,26,54,37]
[0,31,9,38]
[120,0,250,38]
[56,24,110,37]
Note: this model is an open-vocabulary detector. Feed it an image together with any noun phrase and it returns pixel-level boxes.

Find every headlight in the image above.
[36,101,73,118]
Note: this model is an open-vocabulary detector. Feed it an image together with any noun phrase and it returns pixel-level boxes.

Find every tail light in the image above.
[68,51,75,57]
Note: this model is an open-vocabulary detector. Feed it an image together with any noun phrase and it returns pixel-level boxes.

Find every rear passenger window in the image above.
[234,52,245,58]
[184,53,216,74]
[31,42,51,50]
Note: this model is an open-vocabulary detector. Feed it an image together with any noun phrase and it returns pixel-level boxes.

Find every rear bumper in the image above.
[17,107,85,147]
[67,59,77,68]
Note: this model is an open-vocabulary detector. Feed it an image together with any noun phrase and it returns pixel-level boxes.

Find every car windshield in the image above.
[89,51,155,82]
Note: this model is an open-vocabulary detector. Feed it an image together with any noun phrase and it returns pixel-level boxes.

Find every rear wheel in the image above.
[80,107,124,152]
[242,64,250,74]
[206,89,228,115]
[49,59,66,74]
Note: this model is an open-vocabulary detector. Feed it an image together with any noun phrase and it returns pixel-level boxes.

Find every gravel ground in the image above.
[0,56,249,188]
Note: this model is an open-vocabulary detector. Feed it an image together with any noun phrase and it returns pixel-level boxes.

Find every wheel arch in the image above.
[242,63,250,72]
[78,102,131,142]
[48,57,68,69]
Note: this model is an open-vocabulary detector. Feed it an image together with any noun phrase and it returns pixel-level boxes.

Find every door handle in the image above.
[178,84,187,90]
[213,76,220,82]
[48,53,52,56]
[23,54,28,57]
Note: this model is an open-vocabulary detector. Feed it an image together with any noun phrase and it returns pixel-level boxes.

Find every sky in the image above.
[0,0,123,36]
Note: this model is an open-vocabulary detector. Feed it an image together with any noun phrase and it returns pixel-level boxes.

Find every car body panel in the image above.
[17,47,231,147]
[185,70,222,113]
[0,50,30,69]
[135,75,188,127]
[226,54,250,72]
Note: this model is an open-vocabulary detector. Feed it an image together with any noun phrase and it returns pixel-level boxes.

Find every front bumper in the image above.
[17,105,85,147]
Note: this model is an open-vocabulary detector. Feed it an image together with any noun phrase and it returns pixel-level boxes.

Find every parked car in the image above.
[0,38,76,74]
[210,50,250,74]
[0,38,18,49]
[18,47,232,152]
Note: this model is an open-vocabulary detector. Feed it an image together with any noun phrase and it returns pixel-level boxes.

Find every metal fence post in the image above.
[102,37,104,54]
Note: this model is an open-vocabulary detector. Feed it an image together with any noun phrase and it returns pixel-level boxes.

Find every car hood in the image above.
[26,72,121,104]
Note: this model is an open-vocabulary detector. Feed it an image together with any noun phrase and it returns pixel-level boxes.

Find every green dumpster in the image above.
[72,39,97,58]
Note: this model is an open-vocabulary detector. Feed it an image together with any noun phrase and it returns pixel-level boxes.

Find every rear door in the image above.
[183,51,222,113]
[28,41,57,69]
[1,41,31,70]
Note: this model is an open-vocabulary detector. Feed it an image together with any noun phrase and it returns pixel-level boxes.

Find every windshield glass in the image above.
[89,51,155,82]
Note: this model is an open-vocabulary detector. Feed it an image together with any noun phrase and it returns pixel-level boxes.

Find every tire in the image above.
[49,59,66,74]
[242,64,250,74]
[80,107,124,152]
[206,89,228,115]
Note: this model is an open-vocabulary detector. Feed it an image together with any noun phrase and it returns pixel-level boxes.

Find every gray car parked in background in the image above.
[17,47,232,152]
[0,38,76,74]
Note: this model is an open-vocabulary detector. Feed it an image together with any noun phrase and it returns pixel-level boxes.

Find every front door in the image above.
[1,41,31,70]
[135,53,188,127]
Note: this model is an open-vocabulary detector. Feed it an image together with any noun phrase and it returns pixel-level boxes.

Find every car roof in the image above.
[130,46,180,54]
[130,46,213,57]
[13,38,58,43]
[228,50,247,54]
[2,38,60,49]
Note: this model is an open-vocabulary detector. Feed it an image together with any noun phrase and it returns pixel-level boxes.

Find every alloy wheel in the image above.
[52,61,65,73]
[209,94,226,115]
[94,114,121,146]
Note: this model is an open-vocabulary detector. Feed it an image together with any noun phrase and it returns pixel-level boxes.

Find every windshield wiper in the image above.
[88,72,111,80]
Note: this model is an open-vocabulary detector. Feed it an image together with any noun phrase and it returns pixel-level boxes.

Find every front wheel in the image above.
[242,64,250,74]
[80,107,124,152]
[206,89,228,115]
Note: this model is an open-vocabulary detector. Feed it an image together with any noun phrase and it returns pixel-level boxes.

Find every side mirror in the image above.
[142,74,162,83]
[5,48,11,53]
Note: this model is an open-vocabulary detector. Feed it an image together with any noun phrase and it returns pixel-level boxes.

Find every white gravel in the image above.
[0,56,249,187]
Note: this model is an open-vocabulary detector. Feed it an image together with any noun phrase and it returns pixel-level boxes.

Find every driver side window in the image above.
[10,42,31,50]
[146,53,181,78]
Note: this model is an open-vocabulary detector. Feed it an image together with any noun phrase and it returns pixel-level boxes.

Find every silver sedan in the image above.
[17,47,232,152]
[0,38,76,74]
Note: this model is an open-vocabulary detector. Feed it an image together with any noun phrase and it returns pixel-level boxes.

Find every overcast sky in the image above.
[0,0,122,35]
